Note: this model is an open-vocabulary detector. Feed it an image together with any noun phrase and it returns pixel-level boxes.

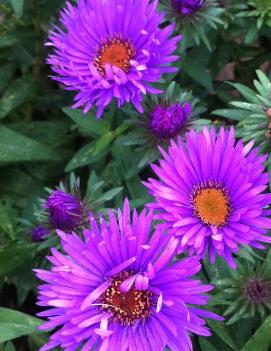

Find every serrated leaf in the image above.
[240,315,271,351]
[0,126,59,164]
[0,308,42,343]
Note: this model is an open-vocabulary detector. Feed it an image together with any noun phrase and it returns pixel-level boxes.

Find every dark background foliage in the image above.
[0,0,271,350]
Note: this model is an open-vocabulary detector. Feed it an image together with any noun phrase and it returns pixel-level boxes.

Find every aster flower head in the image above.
[145,127,271,269]
[36,172,123,234]
[44,189,84,232]
[35,199,221,351]
[47,0,181,119]
[172,0,204,16]
[149,101,191,139]
[31,225,50,242]
[215,255,271,324]
[119,82,209,168]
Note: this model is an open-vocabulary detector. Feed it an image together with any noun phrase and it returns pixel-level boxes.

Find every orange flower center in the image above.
[193,188,230,227]
[101,271,152,325]
[95,38,136,75]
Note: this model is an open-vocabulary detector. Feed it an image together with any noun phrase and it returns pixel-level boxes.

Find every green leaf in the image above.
[182,45,213,91]
[0,35,20,49]
[0,201,14,239]
[65,141,109,172]
[0,308,42,343]
[228,82,260,104]
[240,315,271,351]
[207,320,238,350]
[0,244,37,277]
[0,63,15,94]
[199,338,219,351]
[0,126,59,164]
[244,22,258,45]
[0,75,34,119]
[9,0,24,17]
[183,61,213,91]
[230,101,262,113]
[4,341,16,351]
[62,107,110,136]
[87,171,104,194]
[212,109,248,121]
[94,132,115,155]
[94,187,123,203]
[9,121,73,149]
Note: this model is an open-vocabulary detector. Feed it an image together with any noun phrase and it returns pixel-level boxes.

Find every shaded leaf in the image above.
[0,244,37,277]
[0,75,34,119]
[199,338,219,351]
[0,308,42,343]
[207,320,238,350]
[0,201,14,239]
[240,315,271,351]
[212,109,249,121]
[0,127,59,164]
[94,187,123,203]
[62,107,110,136]
[65,141,109,172]
[9,0,24,17]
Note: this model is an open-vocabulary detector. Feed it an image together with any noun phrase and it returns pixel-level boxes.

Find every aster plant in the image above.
[145,127,271,269]
[119,82,209,168]
[35,200,222,351]
[237,0,271,29]
[213,70,271,170]
[160,0,224,50]
[214,251,271,325]
[35,172,123,235]
[42,175,85,232]
[46,0,181,118]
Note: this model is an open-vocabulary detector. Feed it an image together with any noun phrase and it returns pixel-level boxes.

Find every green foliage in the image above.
[212,250,271,325]
[212,70,271,169]
[0,308,42,343]
[240,315,271,351]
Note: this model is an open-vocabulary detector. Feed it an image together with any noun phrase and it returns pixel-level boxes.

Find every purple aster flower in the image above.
[31,226,49,242]
[171,0,204,15]
[144,127,271,269]
[45,190,84,231]
[47,0,181,119]
[35,199,221,351]
[149,101,192,139]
